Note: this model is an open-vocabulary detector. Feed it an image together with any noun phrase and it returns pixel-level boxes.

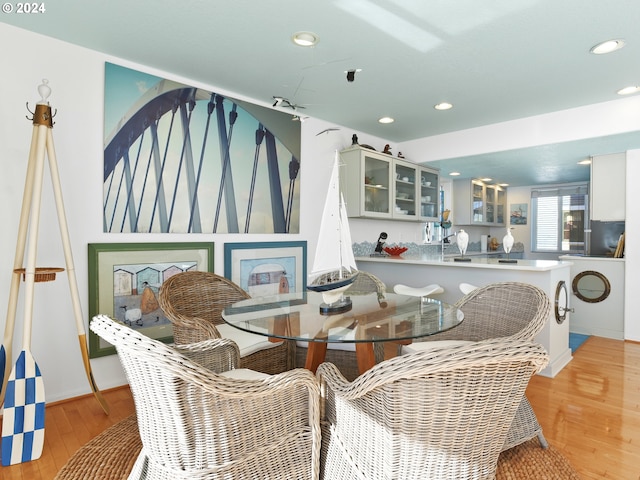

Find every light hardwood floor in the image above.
[527,335,640,480]
[1,335,639,479]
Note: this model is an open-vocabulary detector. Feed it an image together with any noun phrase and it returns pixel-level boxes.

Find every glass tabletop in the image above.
[221,291,464,344]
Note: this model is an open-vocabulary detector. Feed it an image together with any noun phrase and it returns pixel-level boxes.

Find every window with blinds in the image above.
[531,184,588,253]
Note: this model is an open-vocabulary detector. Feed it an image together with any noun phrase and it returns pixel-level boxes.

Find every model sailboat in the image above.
[308,151,358,313]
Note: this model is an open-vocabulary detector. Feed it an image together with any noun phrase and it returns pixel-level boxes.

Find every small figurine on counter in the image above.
[382,144,392,155]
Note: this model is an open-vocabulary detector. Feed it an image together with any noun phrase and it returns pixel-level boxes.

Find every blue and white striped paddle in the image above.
[1,351,45,465]
[0,125,41,407]
[1,115,48,465]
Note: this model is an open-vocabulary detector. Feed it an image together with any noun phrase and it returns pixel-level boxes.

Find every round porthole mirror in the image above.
[572,270,611,303]
[555,281,569,324]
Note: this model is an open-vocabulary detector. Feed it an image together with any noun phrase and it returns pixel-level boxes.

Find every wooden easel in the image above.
[0,81,108,456]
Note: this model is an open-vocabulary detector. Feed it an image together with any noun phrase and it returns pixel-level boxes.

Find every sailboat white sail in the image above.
[308,151,358,307]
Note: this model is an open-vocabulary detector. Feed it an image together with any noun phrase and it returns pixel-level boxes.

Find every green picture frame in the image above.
[87,242,214,358]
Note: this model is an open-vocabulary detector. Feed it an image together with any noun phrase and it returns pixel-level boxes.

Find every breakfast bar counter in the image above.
[360,255,570,271]
[356,254,573,377]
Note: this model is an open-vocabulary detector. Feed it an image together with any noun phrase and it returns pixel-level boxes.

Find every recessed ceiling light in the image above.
[617,85,640,95]
[378,117,394,124]
[577,159,592,165]
[449,172,461,176]
[434,102,453,110]
[481,177,492,182]
[590,39,625,55]
[292,31,319,47]
[499,183,509,187]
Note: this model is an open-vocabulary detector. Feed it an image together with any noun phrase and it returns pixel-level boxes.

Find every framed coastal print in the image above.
[88,242,214,357]
[224,241,306,298]
[510,203,528,225]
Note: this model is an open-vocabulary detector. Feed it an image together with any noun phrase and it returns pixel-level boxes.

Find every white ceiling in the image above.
[3,0,640,186]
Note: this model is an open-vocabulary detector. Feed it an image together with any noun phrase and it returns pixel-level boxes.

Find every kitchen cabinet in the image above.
[591,153,625,221]
[340,146,439,221]
[452,179,506,226]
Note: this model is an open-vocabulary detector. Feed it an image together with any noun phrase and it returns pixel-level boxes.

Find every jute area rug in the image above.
[55,414,581,479]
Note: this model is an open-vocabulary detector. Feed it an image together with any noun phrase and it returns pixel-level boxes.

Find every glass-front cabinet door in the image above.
[393,160,418,219]
[496,188,505,224]
[341,146,392,218]
[485,185,495,223]
[418,166,439,221]
[472,181,484,223]
[363,154,391,216]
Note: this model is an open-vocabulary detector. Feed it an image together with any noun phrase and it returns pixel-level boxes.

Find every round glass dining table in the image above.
[221,291,464,375]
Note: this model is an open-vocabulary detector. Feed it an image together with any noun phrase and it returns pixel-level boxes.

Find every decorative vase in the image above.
[457,229,469,256]
[503,228,514,254]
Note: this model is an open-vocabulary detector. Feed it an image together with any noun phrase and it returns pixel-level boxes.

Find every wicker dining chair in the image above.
[159,270,292,374]
[90,314,321,480]
[294,271,388,381]
[402,281,551,451]
[318,338,549,480]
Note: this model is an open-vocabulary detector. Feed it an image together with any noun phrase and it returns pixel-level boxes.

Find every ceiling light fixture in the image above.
[499,183,509,187]
[292,31,319,47]
[434,102,453,110]
[577,158,592,165]
[590,39,625,55]
[481,177,492,182]
[449,172,461,176]
[617,85,640,95]
[378,117,394,124]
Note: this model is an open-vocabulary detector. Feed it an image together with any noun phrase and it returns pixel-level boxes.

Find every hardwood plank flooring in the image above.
[0,386,135,480]
[1,336,639,479]
[527,336,640,480]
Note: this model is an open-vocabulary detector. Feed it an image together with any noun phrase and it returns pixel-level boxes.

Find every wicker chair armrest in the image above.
[174,337,240,373]
[169,313,223,344]
[318,339,548,401]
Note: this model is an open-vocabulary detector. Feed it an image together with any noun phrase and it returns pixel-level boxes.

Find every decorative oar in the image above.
[0,125,41,407]
[2,81,109,465]
[1,103,49,465]
[44,126,109,415]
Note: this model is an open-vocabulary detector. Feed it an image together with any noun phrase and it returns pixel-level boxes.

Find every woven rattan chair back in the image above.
[159,271,292,374]
[409,281,551,452]
[159,270,250,344]
[426,281,550,343]
[90,314,321,480]
[318,338,549,480]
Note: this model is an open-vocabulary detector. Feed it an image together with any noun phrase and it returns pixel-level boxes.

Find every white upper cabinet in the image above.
[340,146,439,222]
[591,153,626,221]
[452,179,506,226]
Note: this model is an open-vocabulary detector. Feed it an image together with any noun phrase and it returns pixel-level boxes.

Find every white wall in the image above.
[0,23,391,403]
[1,22,639,405]
[625,149,640,341]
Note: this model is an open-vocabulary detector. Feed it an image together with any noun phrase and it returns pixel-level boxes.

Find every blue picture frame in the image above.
[224,241,307,298]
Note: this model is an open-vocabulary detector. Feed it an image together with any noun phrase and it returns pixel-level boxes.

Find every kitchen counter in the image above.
[358,255,571,272]
[356,254,573,378]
